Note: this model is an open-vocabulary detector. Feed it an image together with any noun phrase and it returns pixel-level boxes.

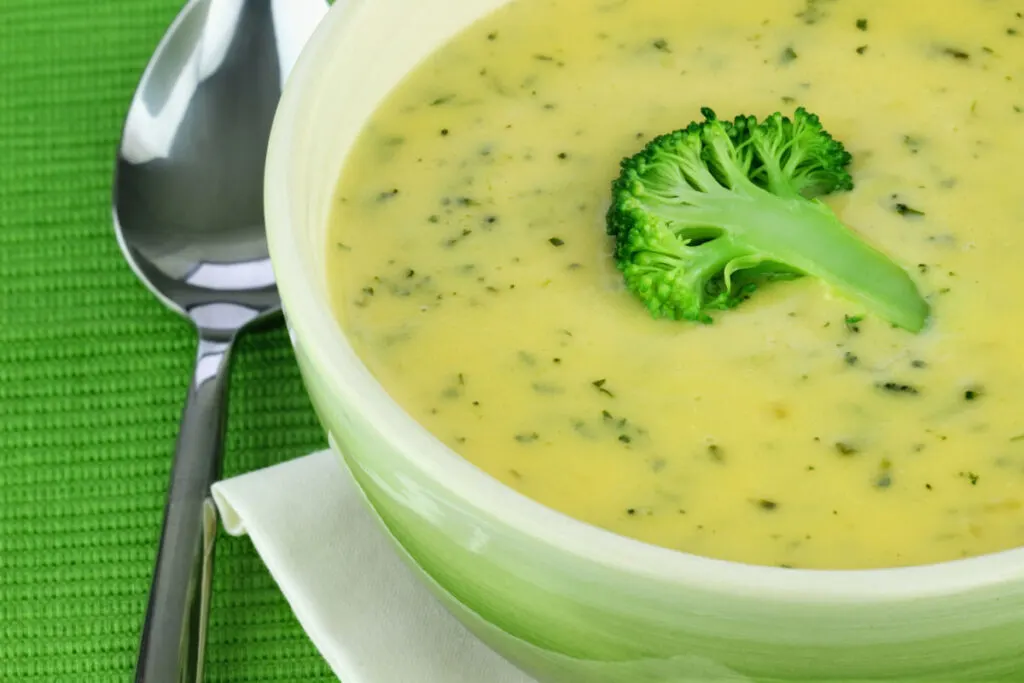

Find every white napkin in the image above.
[211,450,537,683]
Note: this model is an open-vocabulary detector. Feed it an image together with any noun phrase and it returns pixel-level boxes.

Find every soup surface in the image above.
[327,0,1024,569]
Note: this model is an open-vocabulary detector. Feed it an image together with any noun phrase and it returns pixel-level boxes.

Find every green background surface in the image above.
[0,1,334,680]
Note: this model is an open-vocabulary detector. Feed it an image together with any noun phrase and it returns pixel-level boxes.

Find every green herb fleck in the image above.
[844,314,864,333]
[878,382,920,395]
[795,0,832,24]
[855,18,868,31]
[757,499,779,511]
[592,379,614,397]
[514,432,540,444]
[874,458,893,489]
[652,38,671,53]
[548,237,565,247]
[856,45,868,55]
[941,47,971,60]
[960,471,980,485]
[780,46,799,64]
[834,441,858,456]
[894,202,926,217]
[902,135,924,154]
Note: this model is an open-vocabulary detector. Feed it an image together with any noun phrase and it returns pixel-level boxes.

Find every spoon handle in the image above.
[134,335,234,683]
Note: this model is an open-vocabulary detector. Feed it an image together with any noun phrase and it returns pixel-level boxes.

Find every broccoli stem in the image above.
[721,188,929,332]
[643,235,745,278]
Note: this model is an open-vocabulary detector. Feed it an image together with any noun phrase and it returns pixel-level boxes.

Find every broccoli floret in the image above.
[606,107,930,332]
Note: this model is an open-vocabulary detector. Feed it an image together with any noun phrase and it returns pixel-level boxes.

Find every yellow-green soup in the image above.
[327,0,1024,569]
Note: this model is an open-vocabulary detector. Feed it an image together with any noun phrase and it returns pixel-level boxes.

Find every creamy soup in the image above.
[326,0,1024,569]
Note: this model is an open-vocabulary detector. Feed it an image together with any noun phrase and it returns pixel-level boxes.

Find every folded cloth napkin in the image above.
[211,450,537,683]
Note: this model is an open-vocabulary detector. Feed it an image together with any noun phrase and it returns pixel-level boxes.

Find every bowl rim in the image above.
[264,0,1024,602]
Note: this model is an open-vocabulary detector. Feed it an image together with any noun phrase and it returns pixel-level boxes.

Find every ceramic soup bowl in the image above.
[263,1,1024,680]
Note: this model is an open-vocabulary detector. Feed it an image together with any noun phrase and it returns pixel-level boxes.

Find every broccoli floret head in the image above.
[745,108,853,199]
[606,107,930,332]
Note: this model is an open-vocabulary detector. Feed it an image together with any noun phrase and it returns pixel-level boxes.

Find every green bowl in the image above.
[263,1,1024,680]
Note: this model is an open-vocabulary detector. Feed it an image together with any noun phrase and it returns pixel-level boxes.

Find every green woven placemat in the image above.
[0,1,333,680]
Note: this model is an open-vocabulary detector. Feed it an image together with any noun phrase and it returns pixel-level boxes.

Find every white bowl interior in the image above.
[265,0,1024,602]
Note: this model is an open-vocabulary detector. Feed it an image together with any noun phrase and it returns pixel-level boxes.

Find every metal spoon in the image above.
[112,1,326,681]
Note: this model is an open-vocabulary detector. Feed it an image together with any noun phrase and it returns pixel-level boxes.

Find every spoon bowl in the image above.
[112,1,326,681]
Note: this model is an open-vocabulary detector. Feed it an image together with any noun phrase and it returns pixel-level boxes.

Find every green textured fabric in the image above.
[0,1,332,680]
